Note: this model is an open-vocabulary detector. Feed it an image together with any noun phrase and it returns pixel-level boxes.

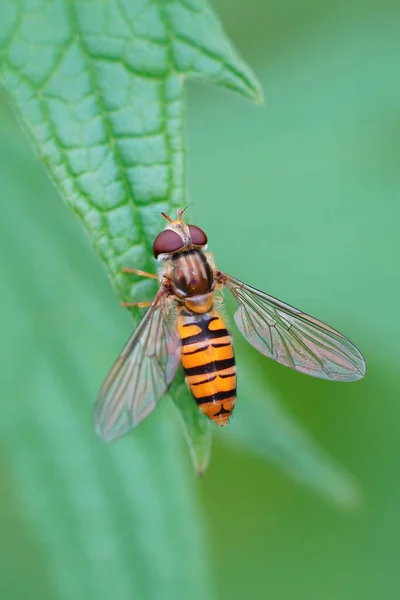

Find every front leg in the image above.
[121,267,158,279]
[120,300,152,308]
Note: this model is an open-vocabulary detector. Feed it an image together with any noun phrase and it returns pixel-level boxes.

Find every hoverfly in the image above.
[95,209,366,441]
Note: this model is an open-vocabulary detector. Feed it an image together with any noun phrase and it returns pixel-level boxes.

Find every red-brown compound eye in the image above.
[153,229,185,258]
[188,225,207,246]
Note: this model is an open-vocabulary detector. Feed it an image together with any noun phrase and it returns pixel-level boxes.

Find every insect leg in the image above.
[120,301,152,308]
[121,268,158,279]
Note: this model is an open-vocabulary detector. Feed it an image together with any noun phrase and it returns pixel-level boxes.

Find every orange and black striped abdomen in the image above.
[178,310,236,426]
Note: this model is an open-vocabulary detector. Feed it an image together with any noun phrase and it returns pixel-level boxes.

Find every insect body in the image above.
[170,249,236,425]
[95,210,366,442]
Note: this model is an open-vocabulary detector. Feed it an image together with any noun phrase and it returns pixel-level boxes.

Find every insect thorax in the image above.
[169,249,214,298]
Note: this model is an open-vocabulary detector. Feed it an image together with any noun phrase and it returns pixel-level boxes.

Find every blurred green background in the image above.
[1,0,399,599]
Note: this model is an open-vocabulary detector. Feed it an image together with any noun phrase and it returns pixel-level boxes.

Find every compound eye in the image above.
[153,230,184,258]
[188,225,207,246]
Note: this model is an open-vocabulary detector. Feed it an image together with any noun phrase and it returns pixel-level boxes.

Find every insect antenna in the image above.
[178,204,192,219]
[161,212,172,222]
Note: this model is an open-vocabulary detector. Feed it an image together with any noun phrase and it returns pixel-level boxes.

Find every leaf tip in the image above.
[235,72,264,106]
[187,425,212,476]
[169,383,213,476]
[195,465,207,477]
[193,445,212,477]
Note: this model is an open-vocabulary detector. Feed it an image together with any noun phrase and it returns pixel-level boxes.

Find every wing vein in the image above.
[224,274,365,381]
[94,289,181,441]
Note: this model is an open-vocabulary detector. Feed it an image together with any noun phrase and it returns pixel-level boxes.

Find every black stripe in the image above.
[215,405,233,416]
[211,341,231,348]
[219,372,236,379]
[195,389,237,405]
[180,308,199,318]
[191,375,217,386]
[184,357,235,377]
[182,345,208,356]
[182,316,218,328]
[182,327,228,346]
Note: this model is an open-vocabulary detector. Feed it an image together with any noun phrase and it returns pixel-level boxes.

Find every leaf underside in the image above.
[0,0,357,508]
[0,0,262,474]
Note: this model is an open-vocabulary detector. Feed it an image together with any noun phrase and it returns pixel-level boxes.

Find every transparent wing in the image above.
[223,274,366,381]
[94,289,181,441]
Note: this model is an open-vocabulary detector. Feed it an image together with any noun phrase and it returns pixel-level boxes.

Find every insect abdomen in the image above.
[178,310,236,426]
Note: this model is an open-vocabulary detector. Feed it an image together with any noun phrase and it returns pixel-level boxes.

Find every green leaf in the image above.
[0,101,213,599]
[0,0,359,495]
[0,0,261,471]
[169,379,212,476]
